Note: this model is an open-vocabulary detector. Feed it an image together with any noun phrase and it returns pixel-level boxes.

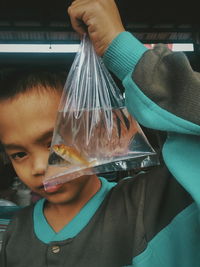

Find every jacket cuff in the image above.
[103,31,148,81]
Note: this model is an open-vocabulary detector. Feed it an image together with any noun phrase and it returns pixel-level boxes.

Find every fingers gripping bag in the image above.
[43,35,157,190]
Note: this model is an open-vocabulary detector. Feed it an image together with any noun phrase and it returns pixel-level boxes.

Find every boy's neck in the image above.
[43,175,101,232]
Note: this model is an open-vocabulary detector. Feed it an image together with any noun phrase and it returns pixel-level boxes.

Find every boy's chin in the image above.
[43,182,81,205]
[44,192,74,206]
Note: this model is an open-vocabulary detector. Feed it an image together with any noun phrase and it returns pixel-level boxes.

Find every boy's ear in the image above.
[0,145,16,191]
[0,163,16,192]
[0,142,10,164]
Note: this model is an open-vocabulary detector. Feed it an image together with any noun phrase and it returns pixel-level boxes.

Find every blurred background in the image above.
[0,0,199,69]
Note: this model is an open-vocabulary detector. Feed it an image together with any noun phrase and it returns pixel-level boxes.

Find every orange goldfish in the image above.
[52,144,91,166]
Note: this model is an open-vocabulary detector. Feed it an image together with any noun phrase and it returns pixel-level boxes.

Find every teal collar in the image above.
[33,177,116,244]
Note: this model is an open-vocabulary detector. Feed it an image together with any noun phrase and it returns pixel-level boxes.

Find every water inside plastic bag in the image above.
[44,107,155,189]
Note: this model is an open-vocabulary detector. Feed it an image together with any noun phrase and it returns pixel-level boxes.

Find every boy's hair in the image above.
[0,66,67,100]
[0,65,68,167]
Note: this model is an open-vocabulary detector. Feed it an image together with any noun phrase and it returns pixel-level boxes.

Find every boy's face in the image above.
[0,89,96,205]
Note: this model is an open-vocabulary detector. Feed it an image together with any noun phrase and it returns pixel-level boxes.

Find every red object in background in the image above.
[144,44,173,50]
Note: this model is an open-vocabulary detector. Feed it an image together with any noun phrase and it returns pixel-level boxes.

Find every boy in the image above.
[1,0,200,266]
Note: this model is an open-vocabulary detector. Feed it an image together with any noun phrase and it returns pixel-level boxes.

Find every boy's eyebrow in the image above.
[34,128,54,144]
[3,143,26,151]
[3,128,54,151]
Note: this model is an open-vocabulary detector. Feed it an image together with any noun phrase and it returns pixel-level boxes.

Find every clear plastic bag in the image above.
[43,35,157,190]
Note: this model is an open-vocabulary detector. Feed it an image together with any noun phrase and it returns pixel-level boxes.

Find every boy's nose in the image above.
[31,155,48,177]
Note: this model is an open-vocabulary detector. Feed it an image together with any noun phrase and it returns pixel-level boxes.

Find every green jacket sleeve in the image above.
[103,31,200,206]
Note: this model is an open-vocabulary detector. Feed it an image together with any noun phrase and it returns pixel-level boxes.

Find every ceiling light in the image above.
[0,43,194,53]
[144,43,194,51]
[0,44,80,53]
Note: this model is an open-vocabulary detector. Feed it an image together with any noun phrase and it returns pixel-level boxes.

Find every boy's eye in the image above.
[10,152,27,160]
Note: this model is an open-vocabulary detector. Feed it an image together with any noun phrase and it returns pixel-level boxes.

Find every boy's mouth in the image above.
[43,183,63,193]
